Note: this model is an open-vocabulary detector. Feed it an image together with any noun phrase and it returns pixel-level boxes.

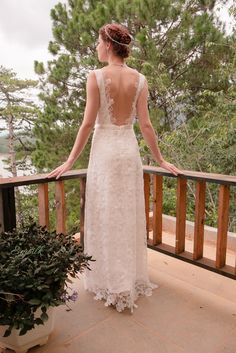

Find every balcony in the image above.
[0,167,236,353]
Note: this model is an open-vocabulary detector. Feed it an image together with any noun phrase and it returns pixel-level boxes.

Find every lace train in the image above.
[85,280,159,314]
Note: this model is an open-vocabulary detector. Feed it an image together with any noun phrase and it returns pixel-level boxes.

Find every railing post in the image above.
[175,177,187,254]
[0,187,16,232]
[216,184,230,268]
[55,180,66,234]
[38,183,49,229]
[0,189,4,233]
[193,181,206,260]
[153,175,163,245]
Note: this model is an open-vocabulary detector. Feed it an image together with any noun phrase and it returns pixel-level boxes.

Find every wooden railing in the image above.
[0,167,235,280]
[0,170,87,240]
[143,166,236,280]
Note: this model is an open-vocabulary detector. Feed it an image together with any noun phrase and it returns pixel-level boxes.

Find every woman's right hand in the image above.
[159,159,183,176]
[46,159,74,180]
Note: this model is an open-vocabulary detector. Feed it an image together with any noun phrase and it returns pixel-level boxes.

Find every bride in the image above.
[47,23,182,313]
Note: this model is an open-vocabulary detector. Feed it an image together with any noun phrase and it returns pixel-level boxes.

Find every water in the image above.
[0,153,36,178]
[0,154,10,178]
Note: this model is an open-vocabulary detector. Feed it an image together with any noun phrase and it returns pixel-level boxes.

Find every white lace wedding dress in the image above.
[82,65,158,313]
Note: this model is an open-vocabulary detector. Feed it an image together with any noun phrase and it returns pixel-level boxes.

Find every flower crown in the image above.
[104,26,133,47]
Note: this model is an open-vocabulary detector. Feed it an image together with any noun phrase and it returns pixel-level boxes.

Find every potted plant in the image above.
[0,221,94,353]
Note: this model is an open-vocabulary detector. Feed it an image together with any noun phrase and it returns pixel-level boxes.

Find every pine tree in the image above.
[0,66,38,225]
[33,0,234,168]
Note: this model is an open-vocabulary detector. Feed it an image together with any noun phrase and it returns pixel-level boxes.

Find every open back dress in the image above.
[83,65,158,313]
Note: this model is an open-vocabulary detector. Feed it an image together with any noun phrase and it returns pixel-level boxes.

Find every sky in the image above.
[0,0,66,80]
[0,0,235,81]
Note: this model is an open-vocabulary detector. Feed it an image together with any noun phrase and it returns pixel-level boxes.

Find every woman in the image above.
[47,23,182,313]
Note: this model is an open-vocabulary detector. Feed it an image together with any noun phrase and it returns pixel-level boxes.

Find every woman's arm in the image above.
[136,78,182,176]
[47,71,99,179]
[67,71,100,164]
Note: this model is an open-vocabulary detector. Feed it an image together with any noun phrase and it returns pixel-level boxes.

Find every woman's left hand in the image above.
[159,159,183,176]
[46,160,74,180]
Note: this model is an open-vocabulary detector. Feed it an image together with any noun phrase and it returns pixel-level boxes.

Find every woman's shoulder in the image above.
[128,67,146,80]
[98,65,141,74]
[87,69,101,82]
[109,65,145,80]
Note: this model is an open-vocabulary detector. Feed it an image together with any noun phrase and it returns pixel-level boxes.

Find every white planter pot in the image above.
[0,307,54,353]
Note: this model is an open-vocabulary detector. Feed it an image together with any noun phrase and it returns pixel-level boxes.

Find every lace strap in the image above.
[94,69,106,98]
[135,73,145,103]
[130,73,145,118]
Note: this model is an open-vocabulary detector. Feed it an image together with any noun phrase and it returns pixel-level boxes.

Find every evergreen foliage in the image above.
[0,66,38,173]
[28,0,236,231]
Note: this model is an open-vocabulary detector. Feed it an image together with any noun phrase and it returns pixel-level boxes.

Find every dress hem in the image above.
[85,280,159,314]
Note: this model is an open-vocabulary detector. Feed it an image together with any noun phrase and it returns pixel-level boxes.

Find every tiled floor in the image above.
[1,236,236,353]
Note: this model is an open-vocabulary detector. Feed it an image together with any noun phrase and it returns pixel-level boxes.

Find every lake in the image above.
[0,153,36,178]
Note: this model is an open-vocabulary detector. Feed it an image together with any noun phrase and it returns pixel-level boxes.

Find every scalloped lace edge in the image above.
[86,280,159,314]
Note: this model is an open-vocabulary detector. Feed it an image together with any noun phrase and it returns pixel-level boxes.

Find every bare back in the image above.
[94,66,145,126]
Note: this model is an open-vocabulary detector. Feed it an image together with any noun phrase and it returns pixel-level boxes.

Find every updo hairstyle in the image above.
[99,23,132,59]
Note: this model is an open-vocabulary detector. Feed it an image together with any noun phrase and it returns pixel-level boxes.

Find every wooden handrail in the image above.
[143,166,236,186]
[0,167,236,187]
[0,169,87,188]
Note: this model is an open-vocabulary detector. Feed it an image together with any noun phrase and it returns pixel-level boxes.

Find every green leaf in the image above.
[35,318,44,325]
[28,299,41,305]
[40,312,49,322]
[19,327,29,336]
[3,328,12,337]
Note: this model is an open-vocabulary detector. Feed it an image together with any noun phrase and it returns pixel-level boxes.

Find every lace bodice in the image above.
[94,67,145,127]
